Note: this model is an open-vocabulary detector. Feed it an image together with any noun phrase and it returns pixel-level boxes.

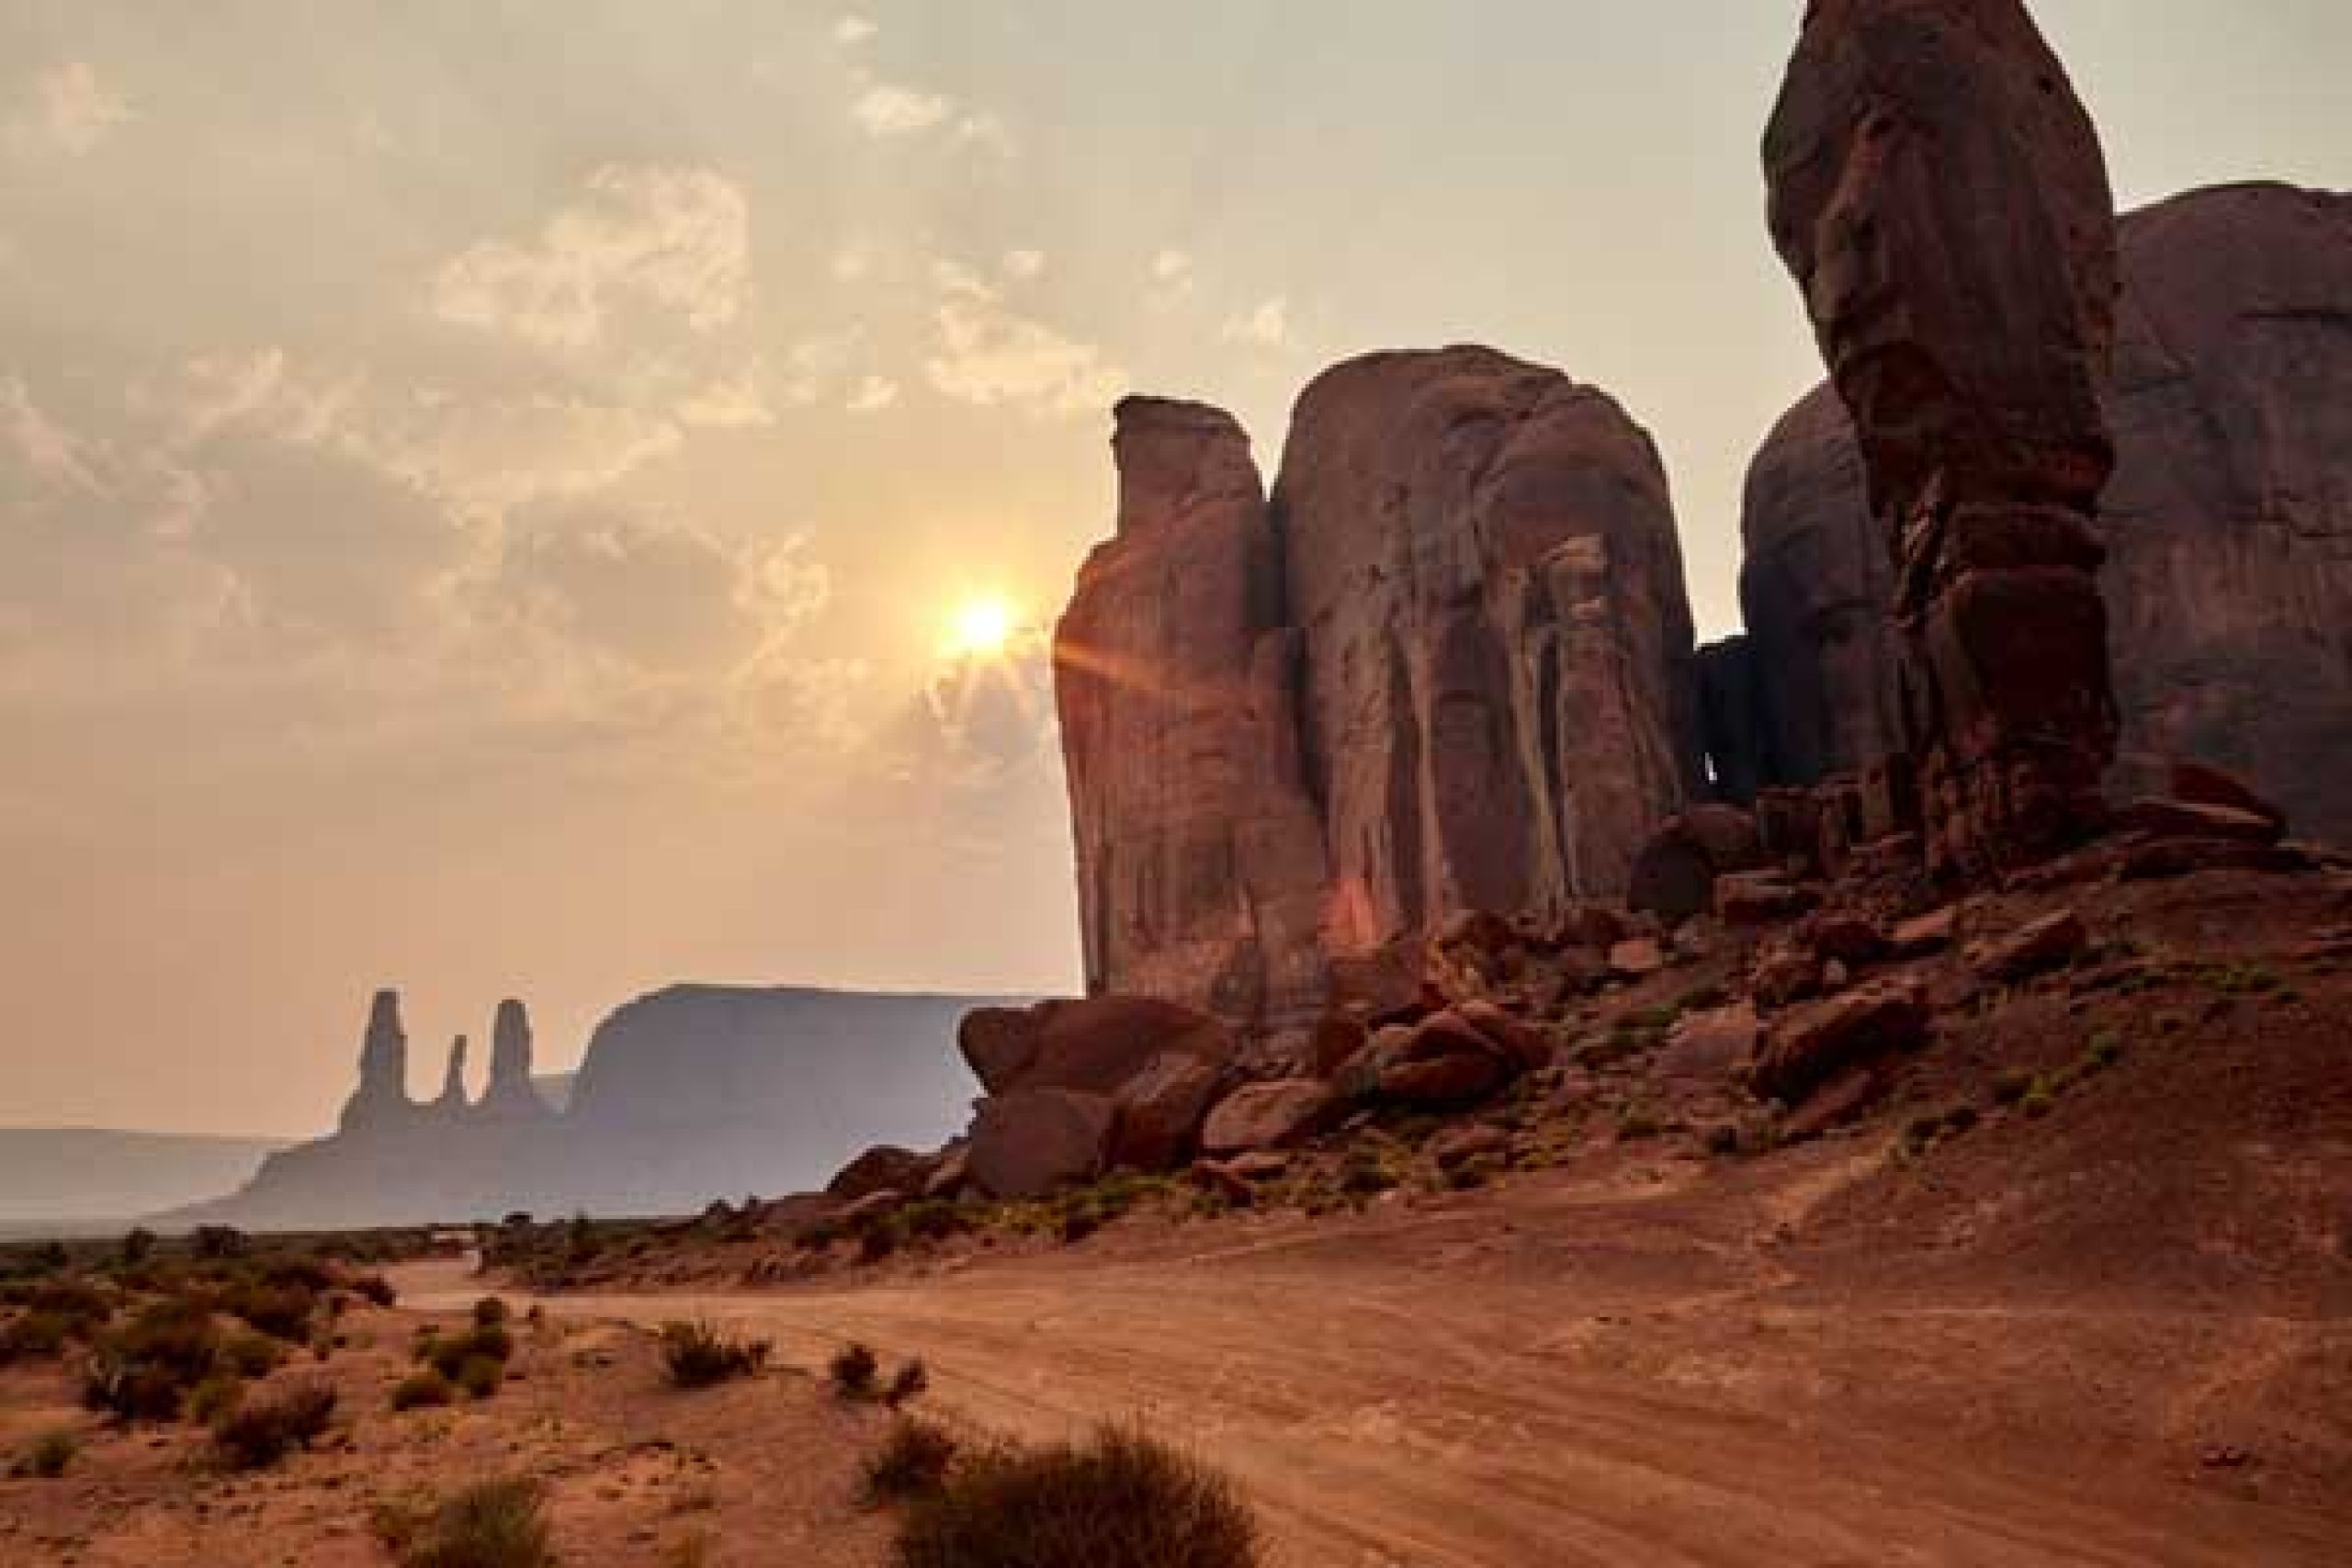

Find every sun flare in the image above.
[942,594,1021,660]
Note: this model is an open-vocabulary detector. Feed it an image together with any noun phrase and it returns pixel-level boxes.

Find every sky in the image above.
[2,2,2346,1138]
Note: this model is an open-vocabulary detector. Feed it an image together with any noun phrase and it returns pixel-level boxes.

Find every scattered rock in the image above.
[1608,938,1666,980]
[1454,1000,1553,1073]
[1107,1050,1229,1170]
[1378,1053,1507,1107]
[1200,1079,1339,1156]
[1808,913,1888,967]
[1780,1065,1884,1144]
[1654,1003,1760,1080]
[2168,762,2287,832]
[1751,982,1931,1103]
[826,1145,928,1202]
[1715,871,1815,925]
[1428,1124,1511,1169]
[1889,906,1960,958]
[1967,910,2089,984]
[2117,797,2285,846]
[1752,948,1823,1010]
[966,1089,1116,1200]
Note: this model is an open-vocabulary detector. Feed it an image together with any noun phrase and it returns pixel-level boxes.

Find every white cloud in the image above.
[844,375,899,414]
[1221,296,1292,348]
[1001,249,1046,281]
[10,62,132,156]
[675,372,775,429]
[1147,249,1195,310]
[852,83,953,137]
[953,113,1016,157]
[1,375,103,492]
[832,15,878,46]
[925,282,1126,419]
[432,166,750,351]
[775,327,868,407]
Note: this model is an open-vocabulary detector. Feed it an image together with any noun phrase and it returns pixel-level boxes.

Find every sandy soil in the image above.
[403,1124,2352,1568]
[0,1296,895,1567]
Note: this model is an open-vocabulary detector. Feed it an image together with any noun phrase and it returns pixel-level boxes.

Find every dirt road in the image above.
[399,1147,2350,1567]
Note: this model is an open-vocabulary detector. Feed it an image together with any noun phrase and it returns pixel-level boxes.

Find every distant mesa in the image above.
[174,983,1012,1231]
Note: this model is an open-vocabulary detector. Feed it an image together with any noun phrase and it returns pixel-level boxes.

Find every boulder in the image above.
[1714,871,1815,926]
[2166,761,2287,833]
[827,1145,929,1202]
[2116,798,2284,847]
[956,996,1238,1099]
[1630,807,1767,922]
[1751,948,1822,1010]
[1807,913,1888,967]
[1751,983,1930,1104]
[1765,0,2123,874]
[1378,1053,1506,1106]
[1967,910,2089,984]
[1454,1000,1552,1074]
[1655,1003,1760,1081]
[1888,906,1960,958]
[1310,1010,1371,1077]
[1200,1080,1339,1156]
[1106,1050,1228,1171]
[922,1145,971,1201]
[966,1089,1116,1200]
[1780,1065,1885,1144]
[1608,938,1666,980]
[1428,1123,1511,1170]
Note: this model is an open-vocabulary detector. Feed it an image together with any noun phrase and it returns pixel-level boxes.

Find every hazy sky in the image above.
[3,3,2346,1137]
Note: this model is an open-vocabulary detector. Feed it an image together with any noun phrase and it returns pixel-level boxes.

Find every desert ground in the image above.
[396,1117,2350,1568]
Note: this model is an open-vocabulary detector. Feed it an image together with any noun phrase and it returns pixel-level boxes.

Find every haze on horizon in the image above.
[2,1,2345,1140]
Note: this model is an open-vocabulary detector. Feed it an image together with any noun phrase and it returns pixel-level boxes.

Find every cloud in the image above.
[1221,296,1292,348]
[844,375,899,414]
[675,372,775,429]
[925,280,1126,419]
[852,83,953,137]
[1001,249,1046,281]
[10,62,132,156]
[832,16,878,47]
[432,166,750,351]
[1147,249,1195,310]
[2,375,103,493]
[952,113,1016,157]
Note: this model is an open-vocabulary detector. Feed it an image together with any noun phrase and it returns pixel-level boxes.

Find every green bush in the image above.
[660,1321,770,1390]
[187,1373,243,1425]
[471,1297,511,1330]
[223,1280,317,1343]
[864,1416,958,1505]
[377,1477,555,1568]
[211,1379,336,1470]
[11,1429,78,1479]
[391,1368,457,1411]
[83,1298,220,1421]
[424,1324,514,1382]
[0,1310,76,1363]
[221,1331,284,1379]
[454,1354,506,1399]
[350,1274,399,1309]
[893,1425,1258,1568]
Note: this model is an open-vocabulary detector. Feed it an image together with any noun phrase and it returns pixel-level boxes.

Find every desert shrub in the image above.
[2021,1082,2057,1119]
[864,1415,958,1504]
[27,1276,111,1327]
[892,1425,1258,1568]
[221,1330,285,1379]
[859,1218,905,1263]
[350,1273,399,1309]
[899,1200,969,1244]
[1615,1108,1663,1143]
[392,1368,456,1411]
[454,1354,506,1399]
[830,1342,880,1401]
[2086,1032,2125,1069]
[885,1357,930,1408]
[1992,1068,2035,1107]
[83,1297,220,1421]
[211,1379,336,1470]
[193,1225,247,1261]
[377,1477,555,1568]
[1057,1203,1103,1245]
[1338,1149,1396,1198]
[0,1310,76,1363]
[424,1324,514,1382]
[12,1429,78,1479]
[119,1228,157,1267]
[223,1280,317,1343]
[660,1321,770,1390]
[471,1297,511,1329]
[254,1252,336,1293]
[187,1373,244,1425]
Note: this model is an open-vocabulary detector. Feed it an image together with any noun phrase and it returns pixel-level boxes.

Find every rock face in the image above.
[434,1036,469,1112]
[1055,396,1334,1033]
[1718,184,2352,846]
[338,989,411,1133]
[1056,351,1702,1028]
[478,998,550,1119]
[1275,347,1701,942]
[1763,0,2122,876]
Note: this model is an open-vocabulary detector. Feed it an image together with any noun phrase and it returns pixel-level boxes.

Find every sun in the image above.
[942,594,1021,660]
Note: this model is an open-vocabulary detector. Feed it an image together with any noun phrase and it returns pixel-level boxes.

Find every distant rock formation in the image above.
[1056,348,1701,1032]
[175,985,1011,1231]
[1763,0,2122,876]
[338,989,411,1133]
[478,998,551,1120]
[434,1036,469,1113]
[1711,183,2352,846]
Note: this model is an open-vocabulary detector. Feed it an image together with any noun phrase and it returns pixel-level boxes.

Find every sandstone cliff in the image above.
[1055,398,1332,1032]
[1715,183,2352,846]
[1055,348,1702,1028]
